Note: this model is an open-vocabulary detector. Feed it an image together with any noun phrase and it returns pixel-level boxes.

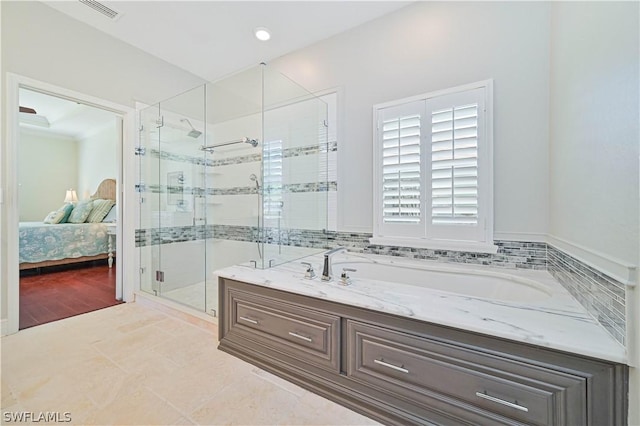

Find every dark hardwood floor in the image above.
[19,263,123,330]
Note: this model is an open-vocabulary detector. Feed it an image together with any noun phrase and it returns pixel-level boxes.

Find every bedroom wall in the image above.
[1,1,205,322]
[17,129,78,222]
[77,121,118,201]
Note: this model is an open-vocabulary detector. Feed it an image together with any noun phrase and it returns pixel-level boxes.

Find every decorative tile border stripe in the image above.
[144,184,208,197]
[352,236,546,270]
[547,245,626,346]
[140,182,338,196]
[147,141,337,167]
[284,141,338,157]
[136,226,213,247]
[149,149,215,166]
[211,152,262,167]
[211,181,338,195]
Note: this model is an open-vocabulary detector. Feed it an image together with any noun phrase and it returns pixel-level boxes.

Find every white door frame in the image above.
[4,73,137,335]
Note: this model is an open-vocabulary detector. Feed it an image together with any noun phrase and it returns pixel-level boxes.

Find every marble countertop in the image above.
[214,252,627,364]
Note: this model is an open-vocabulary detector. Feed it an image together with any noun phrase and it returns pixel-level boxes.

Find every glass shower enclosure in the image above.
[137,64,329,315]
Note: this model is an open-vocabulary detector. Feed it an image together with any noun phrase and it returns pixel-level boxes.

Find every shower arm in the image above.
[201,137,258,151]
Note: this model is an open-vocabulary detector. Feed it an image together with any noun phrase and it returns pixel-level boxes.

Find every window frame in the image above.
[371,80,496,254]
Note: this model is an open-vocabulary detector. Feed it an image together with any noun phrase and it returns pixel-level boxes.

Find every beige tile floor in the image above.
[1,301,380,425]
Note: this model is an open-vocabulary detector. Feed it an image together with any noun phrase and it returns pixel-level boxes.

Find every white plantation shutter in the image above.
[373,82,493,249]
[430,103,479,225]
[376,101,425,238]
[426,87,486,242]
[382,115,421,223]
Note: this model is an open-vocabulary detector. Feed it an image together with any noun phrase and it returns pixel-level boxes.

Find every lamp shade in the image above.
[64,189,78,203]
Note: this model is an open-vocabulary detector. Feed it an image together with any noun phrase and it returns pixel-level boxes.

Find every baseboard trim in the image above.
[546,234,637,287]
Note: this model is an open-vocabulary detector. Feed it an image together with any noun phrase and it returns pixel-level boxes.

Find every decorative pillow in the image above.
[87,199,115,223]
[68,200,94,223]
[43,210,65,224]
[101,205,117,223]
[58,203,75,223]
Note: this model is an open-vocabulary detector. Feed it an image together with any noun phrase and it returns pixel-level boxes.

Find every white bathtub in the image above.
[331,257,553,303]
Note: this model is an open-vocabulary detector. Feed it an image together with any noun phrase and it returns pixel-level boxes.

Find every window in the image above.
[263,139,283,219]
[372,81,495,253]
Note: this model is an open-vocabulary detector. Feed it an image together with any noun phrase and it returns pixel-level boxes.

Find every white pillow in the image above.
[102,205,117,223]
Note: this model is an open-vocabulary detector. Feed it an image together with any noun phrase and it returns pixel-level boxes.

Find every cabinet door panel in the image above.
[347,320,586,426]
[226,287,340,372]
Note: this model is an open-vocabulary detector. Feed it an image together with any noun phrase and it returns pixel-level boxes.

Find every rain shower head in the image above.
[180,118,202,138]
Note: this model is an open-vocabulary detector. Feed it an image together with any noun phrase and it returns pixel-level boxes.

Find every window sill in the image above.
[368,237,499,254]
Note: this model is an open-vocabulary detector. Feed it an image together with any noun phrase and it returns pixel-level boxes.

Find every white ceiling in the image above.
[19,88,116,139]
[43,1,410,81]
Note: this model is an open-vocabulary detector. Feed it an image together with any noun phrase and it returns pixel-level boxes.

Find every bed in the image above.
[19,179,117,270]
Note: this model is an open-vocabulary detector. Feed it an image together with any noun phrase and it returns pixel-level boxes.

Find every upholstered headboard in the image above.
[90,179,116,201]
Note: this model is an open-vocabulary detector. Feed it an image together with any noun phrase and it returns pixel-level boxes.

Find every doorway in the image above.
[17,88,122,329]
[4,73,135,335]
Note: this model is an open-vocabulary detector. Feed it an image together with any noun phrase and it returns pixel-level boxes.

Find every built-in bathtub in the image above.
[331,257,553,303]
[215,250,627,364]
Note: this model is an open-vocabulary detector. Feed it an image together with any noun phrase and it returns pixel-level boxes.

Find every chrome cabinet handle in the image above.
[288,331,312,342]
[374,358,409,374]
[239,316,258,325]
[475,392,529,412]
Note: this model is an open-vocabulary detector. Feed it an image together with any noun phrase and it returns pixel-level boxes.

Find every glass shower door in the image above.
[138,86,209,312]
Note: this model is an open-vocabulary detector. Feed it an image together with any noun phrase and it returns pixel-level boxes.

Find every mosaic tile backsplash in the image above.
[547,245,626,346]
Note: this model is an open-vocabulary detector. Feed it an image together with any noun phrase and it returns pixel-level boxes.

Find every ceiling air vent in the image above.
[78,0,121,20]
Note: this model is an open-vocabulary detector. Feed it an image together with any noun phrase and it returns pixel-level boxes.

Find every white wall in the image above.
[1,1,205,319]
[549,2,639,266]
[77,122,118,201]
[271,2,551,236]
[17,129,78,221]
[548,3,640,424]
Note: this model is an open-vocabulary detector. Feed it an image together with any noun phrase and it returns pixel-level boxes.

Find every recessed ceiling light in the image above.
[254,27,271,41]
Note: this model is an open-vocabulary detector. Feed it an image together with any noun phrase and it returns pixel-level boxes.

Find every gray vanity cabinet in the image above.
[218,278,628,426]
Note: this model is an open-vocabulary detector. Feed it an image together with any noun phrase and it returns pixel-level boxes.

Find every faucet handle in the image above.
[301,262,316,279]
[339,268,357,286]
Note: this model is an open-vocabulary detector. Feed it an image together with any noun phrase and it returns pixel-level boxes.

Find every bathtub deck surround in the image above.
[216,258,628,425]
[215,251,626,363]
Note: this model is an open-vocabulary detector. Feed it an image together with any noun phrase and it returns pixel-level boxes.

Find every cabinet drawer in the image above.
[347,321,586,426]
[228,288,340,372]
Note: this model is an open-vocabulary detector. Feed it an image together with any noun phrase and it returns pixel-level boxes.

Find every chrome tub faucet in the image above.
[321,247,347,281]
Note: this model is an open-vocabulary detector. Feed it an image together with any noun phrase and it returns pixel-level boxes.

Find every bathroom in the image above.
[1,1,638,424]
